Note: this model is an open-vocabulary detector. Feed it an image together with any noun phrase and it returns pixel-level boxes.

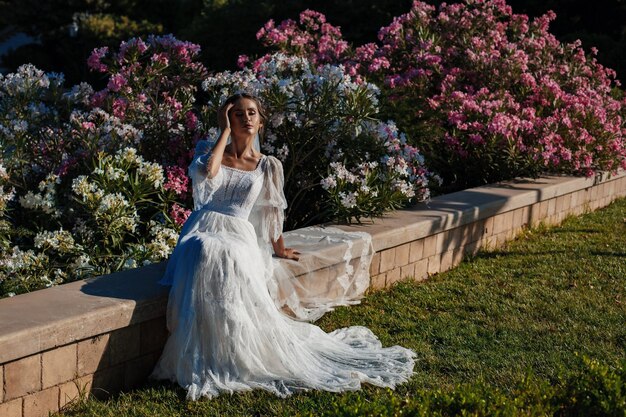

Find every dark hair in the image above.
[224,93,268,138]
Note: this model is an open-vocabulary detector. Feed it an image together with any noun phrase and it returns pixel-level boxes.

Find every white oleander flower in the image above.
[276,144,289,161]
[145,221,179,259]
[115,214,139,233]
[115,147,141,165]
[1,246,49,274]
[123,258,138,269]
[72,175,97,200]
[320,176,337,190]
[0,186,15,211]
[71,254,91,269]
[339,191,357,209]
[104,165,127,181]
[19,188,60,216]
[64,82,94,106]
[0,64,49,95]
[33,229,77,253]
[393,179,415,198]
[138,161,164,188]
[270,113,285,128]
[330,162,357,183]
[97,192,129,213]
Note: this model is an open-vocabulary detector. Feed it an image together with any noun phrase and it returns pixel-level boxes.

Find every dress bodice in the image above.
[188,139,287,242]
[198,158,266,219]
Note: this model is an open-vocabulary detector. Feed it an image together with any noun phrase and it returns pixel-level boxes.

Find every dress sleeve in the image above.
[251,156,288,242]
[187,139,222,210]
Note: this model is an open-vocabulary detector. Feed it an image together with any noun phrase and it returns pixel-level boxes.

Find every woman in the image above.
[151,93,415,400]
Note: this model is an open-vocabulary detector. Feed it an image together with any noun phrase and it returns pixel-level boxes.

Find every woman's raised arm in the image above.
[206,102,233,178]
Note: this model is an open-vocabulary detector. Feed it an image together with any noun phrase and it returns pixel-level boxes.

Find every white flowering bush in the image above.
[203,53,436,227]
[68,147,180,271]
[0,64,187,297]
[0,147,183,297]
[321,120,439,223]
[0,65,75,183]
[0,163,14,252]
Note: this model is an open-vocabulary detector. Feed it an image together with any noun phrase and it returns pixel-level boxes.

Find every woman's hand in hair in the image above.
[218,102,234,132]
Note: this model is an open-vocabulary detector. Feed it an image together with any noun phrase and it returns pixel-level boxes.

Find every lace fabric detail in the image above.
[188,140,266,219]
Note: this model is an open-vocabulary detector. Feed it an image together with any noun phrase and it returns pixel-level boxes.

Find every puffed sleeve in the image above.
[187,139,222,210]
[250,156,288,243]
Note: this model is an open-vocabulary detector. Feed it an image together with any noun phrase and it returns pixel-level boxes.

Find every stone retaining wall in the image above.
[1,171,625,417]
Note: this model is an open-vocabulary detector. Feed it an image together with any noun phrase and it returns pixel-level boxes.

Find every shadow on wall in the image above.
[78,261,170,398]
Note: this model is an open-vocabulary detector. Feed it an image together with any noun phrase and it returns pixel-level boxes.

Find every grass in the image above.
[58,198,626,416]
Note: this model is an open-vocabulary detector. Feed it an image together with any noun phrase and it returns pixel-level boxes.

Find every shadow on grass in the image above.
[468,249,570,260]
[548,228,602,234]
[589,251,626,257]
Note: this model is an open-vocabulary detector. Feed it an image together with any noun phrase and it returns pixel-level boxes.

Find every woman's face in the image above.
[229,98,263,137]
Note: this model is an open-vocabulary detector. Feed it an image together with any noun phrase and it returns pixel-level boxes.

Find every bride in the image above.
[151,93,416,400]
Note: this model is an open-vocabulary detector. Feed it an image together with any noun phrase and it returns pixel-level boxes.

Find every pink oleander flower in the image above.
[164,166,189,196]
[151,52,169,67]
[107,74,127,93]
[170,203,191,226]
[87,47,109,73]
[90,90,108,108]
[237,55,250,69]
[56,157,78,178]
[185,111,198,131]
[118,38,149,63]
[112,98,128,119]
[81,121,95,131]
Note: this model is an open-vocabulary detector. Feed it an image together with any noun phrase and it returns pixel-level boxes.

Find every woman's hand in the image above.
[272,236,299,261]
[218,102,234,132]
[276,247,300,261]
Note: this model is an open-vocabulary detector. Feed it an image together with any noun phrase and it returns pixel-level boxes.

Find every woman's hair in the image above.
[224,92,268,138]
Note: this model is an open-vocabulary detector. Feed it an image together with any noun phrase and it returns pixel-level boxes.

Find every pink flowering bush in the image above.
[203,53,435,227]
[255,0,626,190]
[249,10,350,70]
[87,35,208,167]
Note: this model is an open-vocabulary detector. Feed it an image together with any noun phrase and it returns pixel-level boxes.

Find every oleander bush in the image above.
[252,0,626,191]
[0,38,435,297]
[0,47,191,296]
[203,53,436,226]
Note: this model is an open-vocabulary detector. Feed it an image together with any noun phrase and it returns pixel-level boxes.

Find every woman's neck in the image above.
[227,135,257,159]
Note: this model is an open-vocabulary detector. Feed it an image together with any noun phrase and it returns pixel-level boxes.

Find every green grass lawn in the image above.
[58,198,626,416]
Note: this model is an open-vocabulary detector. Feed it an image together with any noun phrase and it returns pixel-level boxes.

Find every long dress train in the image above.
[151,140,415,400]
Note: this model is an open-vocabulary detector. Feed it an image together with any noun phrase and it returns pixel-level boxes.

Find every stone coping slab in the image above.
[0,262,168,364]
[0,170,623,364]
[336,171,625,252]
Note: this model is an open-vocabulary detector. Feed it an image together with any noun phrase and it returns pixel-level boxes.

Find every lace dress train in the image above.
[151,140,415,400]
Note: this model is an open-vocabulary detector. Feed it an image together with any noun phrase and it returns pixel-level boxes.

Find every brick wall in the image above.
[1,171,625,417]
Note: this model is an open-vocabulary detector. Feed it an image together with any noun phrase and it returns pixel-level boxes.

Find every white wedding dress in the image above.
[151,140,415,400]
